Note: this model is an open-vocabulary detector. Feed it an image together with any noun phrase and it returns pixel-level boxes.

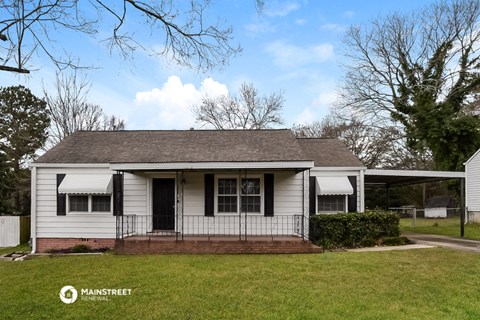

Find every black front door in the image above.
[152,178,175,230]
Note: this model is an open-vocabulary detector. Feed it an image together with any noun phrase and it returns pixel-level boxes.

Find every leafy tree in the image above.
[0,0,258,73]
[44,72,126,146]
[339,0,480,171]
[194,82,284,129]
[0,152,14,214]
[0,85,50,212]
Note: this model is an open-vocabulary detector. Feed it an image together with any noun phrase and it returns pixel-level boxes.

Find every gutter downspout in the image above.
[30,166,37,253]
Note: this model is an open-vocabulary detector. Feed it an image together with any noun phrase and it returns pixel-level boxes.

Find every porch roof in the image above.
[109,161,314,171]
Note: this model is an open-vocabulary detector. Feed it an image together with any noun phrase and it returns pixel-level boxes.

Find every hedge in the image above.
[309,211,400,249]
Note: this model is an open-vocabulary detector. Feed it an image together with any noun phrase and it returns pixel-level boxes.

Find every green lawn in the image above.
[401,218,480,240]
[1,249,480,319]
[0,243,31,256]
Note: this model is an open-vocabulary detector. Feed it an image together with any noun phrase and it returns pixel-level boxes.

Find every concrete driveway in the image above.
[404,232,480,254]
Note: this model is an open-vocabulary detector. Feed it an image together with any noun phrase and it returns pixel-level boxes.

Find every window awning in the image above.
[316,176,353,195]
[58,174,113,194]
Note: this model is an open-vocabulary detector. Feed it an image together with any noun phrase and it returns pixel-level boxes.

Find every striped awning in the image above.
[316,177,353,195]
[58,174,113,194]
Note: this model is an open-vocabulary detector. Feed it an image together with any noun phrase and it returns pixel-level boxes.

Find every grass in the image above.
[1,250,480,319]
[0,243,31,256]
[400,218,480,240]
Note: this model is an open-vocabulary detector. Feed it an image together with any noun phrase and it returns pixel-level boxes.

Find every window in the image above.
[216,176,262,214]
[68,195,112,213]
[218,178,237,213]
[92,196,111,212]
[241,178,261,213]
[69,195,88,212]
[318,195,345,213]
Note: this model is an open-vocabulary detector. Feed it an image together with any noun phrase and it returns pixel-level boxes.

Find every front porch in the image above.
[115,214,320,254]
[115,235,321,254]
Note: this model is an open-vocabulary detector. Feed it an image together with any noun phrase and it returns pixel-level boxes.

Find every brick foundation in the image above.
[36,238,116,253]
[115,238,322,254]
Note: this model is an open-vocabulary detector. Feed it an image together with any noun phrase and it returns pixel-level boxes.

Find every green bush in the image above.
[381,236,410,246]
[71,244,92,253]
[310,211,400,249]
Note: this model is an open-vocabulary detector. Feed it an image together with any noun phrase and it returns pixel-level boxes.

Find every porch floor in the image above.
[124,235,306,242]
[115,235,322,254]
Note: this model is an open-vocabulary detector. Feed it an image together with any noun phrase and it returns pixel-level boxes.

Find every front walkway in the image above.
[403,232,480,253]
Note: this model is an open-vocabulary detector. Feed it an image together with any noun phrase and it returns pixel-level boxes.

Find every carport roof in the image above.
[365,169,465,187]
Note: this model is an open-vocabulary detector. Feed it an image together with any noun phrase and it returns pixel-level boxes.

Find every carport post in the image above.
[460,178,465,238]
[412,208,416,227]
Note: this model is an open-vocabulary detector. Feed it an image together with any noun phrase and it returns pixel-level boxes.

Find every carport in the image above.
[364,169,466,236]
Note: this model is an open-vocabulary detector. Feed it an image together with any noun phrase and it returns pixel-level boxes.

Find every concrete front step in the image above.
[115,239,322,254]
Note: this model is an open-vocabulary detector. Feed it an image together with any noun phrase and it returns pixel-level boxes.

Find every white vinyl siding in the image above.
[273,171,303,215]
[35,167,117,239]
[310,169,362,212]
[181,171,303,217]
[34,168,305,239]
[123,173,148,215]
[183,172,204,215]
[466,151,480,211]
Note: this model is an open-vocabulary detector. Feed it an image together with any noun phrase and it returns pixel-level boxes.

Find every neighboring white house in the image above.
[30,130,365,253]
[465,149,480,223]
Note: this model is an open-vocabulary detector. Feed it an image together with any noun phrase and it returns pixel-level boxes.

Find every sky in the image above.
[0,0,436,130]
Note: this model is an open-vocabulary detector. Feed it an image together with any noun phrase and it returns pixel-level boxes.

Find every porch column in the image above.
[176,171,184,240]
[303,169,310,240]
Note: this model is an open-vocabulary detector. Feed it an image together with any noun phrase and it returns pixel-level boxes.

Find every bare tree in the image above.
[44,72,126,146]
[0,0,247,73]
[194,82,284,129]
[339,0,480,170]
[292,111,433,169]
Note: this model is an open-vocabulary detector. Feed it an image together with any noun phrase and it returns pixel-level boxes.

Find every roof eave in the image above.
[110,161,314,171]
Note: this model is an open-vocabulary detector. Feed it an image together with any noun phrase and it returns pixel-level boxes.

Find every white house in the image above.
[30,130,365,253]
[465,149,480,223]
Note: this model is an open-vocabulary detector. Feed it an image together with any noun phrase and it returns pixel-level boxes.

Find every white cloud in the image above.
[320,23,346,32]
[344,10,355,18]
[312,91,338,108]
[245,20,276,35]
[294,108,317,124]
[265,40,334,68]
[295,19,307,26]
[265,1,300,17]
[133,76,228,129]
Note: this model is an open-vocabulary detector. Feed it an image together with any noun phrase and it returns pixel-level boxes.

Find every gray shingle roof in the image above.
[35,130,363,167]
[35,130,309,164]
[296,138,364,167]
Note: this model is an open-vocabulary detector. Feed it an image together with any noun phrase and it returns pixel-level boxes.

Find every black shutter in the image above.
[309,176,316,216]
[264,174,274,217]
[348,176,357,212]
[205,174,214,216]
[56,174,66,216]
[113,174,124,216]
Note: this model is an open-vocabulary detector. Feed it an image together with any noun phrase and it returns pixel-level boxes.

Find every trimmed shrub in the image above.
[72,244,91,253]
[45,246,110,254]
[310,211,400,249]
[381,236,411,246]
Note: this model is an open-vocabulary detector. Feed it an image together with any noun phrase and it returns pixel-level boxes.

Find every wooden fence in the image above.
[0,215,30,247]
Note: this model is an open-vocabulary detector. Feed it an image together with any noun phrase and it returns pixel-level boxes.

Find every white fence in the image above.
[0,216,30,247]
